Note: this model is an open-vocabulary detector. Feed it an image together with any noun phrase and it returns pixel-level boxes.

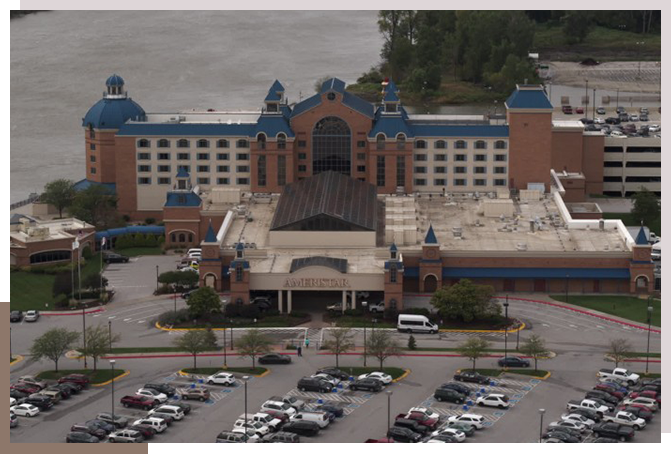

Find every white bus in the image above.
[397,314,438,334]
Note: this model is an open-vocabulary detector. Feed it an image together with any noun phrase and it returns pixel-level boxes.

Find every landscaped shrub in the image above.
[82,246,92,259]
[239,304,261,319]
[52,272,73,297]
[145,218,156,225]
[344,308,363,317]
[158,308,190,326]
[54,293,70,309]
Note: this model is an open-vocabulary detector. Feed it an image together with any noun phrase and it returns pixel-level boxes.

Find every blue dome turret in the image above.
[83,75,145,130]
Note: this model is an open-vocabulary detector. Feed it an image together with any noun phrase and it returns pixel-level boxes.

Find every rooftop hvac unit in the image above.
[516,242,528,251]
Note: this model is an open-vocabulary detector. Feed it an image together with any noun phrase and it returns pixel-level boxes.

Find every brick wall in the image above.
[508,111,552,191]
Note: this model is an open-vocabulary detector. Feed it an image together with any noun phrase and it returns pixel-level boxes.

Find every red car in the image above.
[10,384,41,395]
[365,438,396,443]
[58,374,90,388]
[121,395,156,410]
[397,412,439,429]
[262,409,290,423]
[629,390,661,406]
[575,107,584,114]
[593,384,626,400]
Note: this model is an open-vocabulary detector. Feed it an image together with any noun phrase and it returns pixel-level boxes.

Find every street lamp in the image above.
[645,301,654,374]
[229,319,234,349]
[242,376,250,443]
[386,390,393,442]
[222,325,227,368]
[10,327,12,362]
[174,288,178,316]
[362,301,368,367]
[538,408,546,443]
[82,306,88,369]
[565,274,569,304]
[503,298,509,367]
[110,360,116,425]
[584,79,589,110]
[156,265,160,293]
[108,320,112,353]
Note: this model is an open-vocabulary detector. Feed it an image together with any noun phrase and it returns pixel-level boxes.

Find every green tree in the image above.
[562,11,594,44]
[607,338,632,368]
[236,329,272,369]
[631,188,661,234]
[41,179,75,219]
[519,334,550,371]
[173,330,218,369]
[79,324,120,371]
[323,328,355,368]
[186,287,222,319]
[52,271,73,298]
[159,270,199,288]
[407,334,417,351]
[365,329,400,369]
[430,279,500,322]
[314,75,334,93]
[69,184,119,229]
[30,328,80,371]
[82,272,108,292]
[457,337,490,371]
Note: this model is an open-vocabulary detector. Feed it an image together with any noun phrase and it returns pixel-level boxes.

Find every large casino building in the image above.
[77,75,655,310]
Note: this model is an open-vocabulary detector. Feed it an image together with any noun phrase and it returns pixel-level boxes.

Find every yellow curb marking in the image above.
[455,368,551,380]
[10,355,24,366]
[439,322,526,334]
[156,321,229,332]
[91,370,130,387]
[392,368,411,383]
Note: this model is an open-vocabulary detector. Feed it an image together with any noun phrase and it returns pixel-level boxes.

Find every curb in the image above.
[102,351,296,360]
[156,322,228,332]
[10,355,24,366]
[392,368,411,383]
[91,370,130,387]
[455,368,551,380]
[439,321,526,334]
[177,368,270,378]
[604,353,661,363]
[42,308,105,317]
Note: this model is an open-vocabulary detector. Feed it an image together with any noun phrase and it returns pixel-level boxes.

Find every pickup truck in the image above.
[396,412,439,429]
[592,422,635,442]
[566,399,610,417]
[598,368,640,385]
[602,411,646,430]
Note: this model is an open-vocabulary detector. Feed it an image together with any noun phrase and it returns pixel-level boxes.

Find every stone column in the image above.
[342,290,347,313]
[350,290,356,310]
[287,290,292,314]
[278,290,283,314]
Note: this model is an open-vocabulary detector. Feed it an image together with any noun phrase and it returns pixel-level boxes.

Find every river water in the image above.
[10,10,383,203]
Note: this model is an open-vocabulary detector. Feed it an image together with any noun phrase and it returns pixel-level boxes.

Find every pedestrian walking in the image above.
[305,338,310,349]
[297,345,302,357]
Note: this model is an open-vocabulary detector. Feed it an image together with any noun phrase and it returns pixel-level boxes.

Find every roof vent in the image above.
[516,242,528,251]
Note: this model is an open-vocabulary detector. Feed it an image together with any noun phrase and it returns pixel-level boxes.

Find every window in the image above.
[237,165,250,172]
[158,165,171,173]
[90,143,96,150]
[397,134,406,150]
[277,133,286,150]
[216,139,229,148]
[89,129,95,139]
[298,140,307,148]
[414,154,427,162]
[257,133,266,150]
[390,266,397,283]
[138,139,150,148]
[177,139,190,148]
[138,177,151,185]
[235,264,244,282]
[236,139,249,148]
[604,161,623,167]
[158,139,170,148]
[313,116,352,175]
[158,152,170,160]
[475,154,487,162]
[415,140,427,149]
[475,140,487,149]
[435,140,447,149]
[494,166,506,174]
[414,166,427,173]
[327,92,336,101]
[217,153,229,160]
[434,178,447,186]
[158,177,171,185]
[414,178,426,186]
[90,167,96,174]
[278,155,287,186]
[197,177,210,185]
[376,134,385,150]
[434,166,447,174]
[434,154,447,161]
[197,165,209,173]
[298,165,307,172]
[357,140,366,148]
[626,176,662,183]
[217,165,229,172]
[257,155,267,187]
[177,165,190,173]
[217,177,230,185]
[30,250,71,264]
[236,177,249,185]
[494,140,507,149]
[474,166,486,174]
[357,153,366,161]
[453,179,466,186]
[396,156,405,187]
[197,153,210,160]
[474,179,487,186]
[626,147,660,153]
[494,154,507,162]
[298,153,307,160]
[455,154,467,162]
[177,153,190,160]
[626,161,661,167]
[494,179,507,186]
[357,165,366,172]
[137,152,150,160]
[604,176,623,182]
[266,103,278,112]
[376,155,385,187]
[455,140,467,149]
[90,155,96,162]
[454,166,467,174]
[605,147,624,153]
[236,153,249,160]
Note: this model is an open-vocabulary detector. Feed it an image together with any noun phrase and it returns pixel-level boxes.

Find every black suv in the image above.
[259,353,292,364]
[144,383,177,397]
[585,390,619,406]
[261,432,301,443]
[349,378,383,392]
[497,356,530,368]
[386,426,422,443]
[10,311,23,323]
[297,377,332,393]
[453,370,491,385]
[48,384,72,399]
[66,432,100,443]
[281,420,320,437]
[24,395,53,410]
[439,382,471,396]
[394,418,429,435]
[103,252,130,263]
[434,387,466,404]
[316,368,351,381]
[70,423,107,439]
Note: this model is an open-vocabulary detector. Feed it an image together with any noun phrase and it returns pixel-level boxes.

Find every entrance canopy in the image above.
[290,256,347,274]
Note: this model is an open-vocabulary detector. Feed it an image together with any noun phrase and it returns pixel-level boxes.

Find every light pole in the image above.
[645,300,653,374]
[362,301,368,367]
[222,325,227,368]
[110,360,116,425]
[503,298,509,367]
[156,265,160,293]
[593,88,596,120]
[82,306,88,369]
[538,408,545,442]
[386,390,393,442]
[10,327,12,362]
[242,376,250,443]
[565,274,569,304]
[616,88,620,109]
[229,319,234,349]
[108,320,112,353]
[584,79,589,110]
[174,289,178,316]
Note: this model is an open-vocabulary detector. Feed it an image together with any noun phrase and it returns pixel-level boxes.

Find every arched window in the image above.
[137,139,150,148]
[236,139,249,148]
[197,139,210,148]
[277,133,287,150]
[89,127,95,140]
[179,233,186,243]
[257,133,267,150]
[390,266,397,283]
[415,139,427,149]
[376,134,386,150]
[494,140,507,149]
[397,134,406,150]
[455,140,467,149]
[158,139,170,148]
[475,140,487,149]
[171,233,176,242]
[188,233,193,243]
[435,140,447,149]
[177,139,190,148]
[217,139,229,148]
[235,264,244,282]
[312,117,351,175]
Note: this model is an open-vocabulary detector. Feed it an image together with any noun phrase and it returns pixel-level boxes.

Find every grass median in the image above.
[549,294,661,327]
[334,366,407,380]
[181,367,267,376]
[465,368,550,378]
[36,368,126,385]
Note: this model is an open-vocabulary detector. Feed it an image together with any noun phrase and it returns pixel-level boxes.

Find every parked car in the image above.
[399,412,439,429]
[628,390,661,406]
[575,107,584,114]
[592,422,635,442]
[386,426,422,443]
[136,388,168,404]
[453,370,491,385]
[103,252,130,264]
[640,114,649,121]
[108,429,144,443]
[439,382,471,396]
[121,395,156,410]
[629,114,639,122]
[617,405,653,422]
[10,384,41,395]
[47,384,73,399]
[562,106,573,114]
[443,421,475,436]
[349,378,383,392]
[297,377,332,393]
[357,371,392,385]
[130,425,155,440]
[180,387,210,402]
[311,373,340,386]
[315,368,350,381]
[394,418,430,435]
[37,389,62,404]
[281,420,321,437]
[85,419,115,434]
[66,432,100,443]
[10,311,23,323]
[313,402,344,418]
[96,412,128,428]
[148,405,185,421]
[250,297,273,312]
[621,396,658,411]
[11,404,39,417]
[10,412,18,428]
[269,395,305,411]
[169,401,191,415]
[18,376,47,390]
[58,374,90,388]
[431,427,466,442]
[548,420,586,433]
[260,431,300,443]
[9,389,29,401]
[290,411,330,429]
[561,413,596,428]
[434,387,466,403]
[144,383,177,397]
[497,356,530,368]
[23,395,53,411]
[585,390,620,406]
[447,414,485,430]
[593,384,626,400]
[542,430,580,443]
[70,423,107,439]
[206,372,236,386]
[476,393,510,409]
[259,353,292,364]
[596,107,606,115]
[24,310,40,322]
[131,417,167,434]
[261,400,297,417]
[216,431,250,443]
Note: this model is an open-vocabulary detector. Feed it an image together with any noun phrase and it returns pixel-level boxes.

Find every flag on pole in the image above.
[72,239,80,250]
[101,237,107,249]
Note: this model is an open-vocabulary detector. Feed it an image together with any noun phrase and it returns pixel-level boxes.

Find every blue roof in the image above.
[384,80,398,93]
[369,113,414,138]
[442,267,630,280]
[342,91,375,118]
[176,167,190,178]
[165,191,202,207]
[505,86,553,110]
[411,124,509,138]
[280,105,292,119]
[264,90,282,102]
[73,179,116,194]
[116,122,256,137]
[635,226,649,245]
[204,222,217,243]
[383,90,400,102]
[106,74,125,87]
[96,225,164,240]
[390,243,398,252]
[269,80,285,93]
[83,97,146,129]
[424,225,438,244]
[320,78,346,94]
[235,242,244,251]
[255,115,295,138]
[290,93,322,118]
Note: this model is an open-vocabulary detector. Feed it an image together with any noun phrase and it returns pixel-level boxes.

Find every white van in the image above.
[290,411,330,428]
[397,314,438,334]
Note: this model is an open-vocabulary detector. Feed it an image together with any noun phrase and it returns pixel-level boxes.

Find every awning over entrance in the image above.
[290,256,347,274]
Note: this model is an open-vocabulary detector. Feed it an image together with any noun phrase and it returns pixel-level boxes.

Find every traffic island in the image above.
[179,367,268,377]
[334,366,409,381]
[458,368,551,380]
[10,355,24,366]
[35,368,128,385]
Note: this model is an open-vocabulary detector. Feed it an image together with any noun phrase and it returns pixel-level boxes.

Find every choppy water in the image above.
[10,10,383,203]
